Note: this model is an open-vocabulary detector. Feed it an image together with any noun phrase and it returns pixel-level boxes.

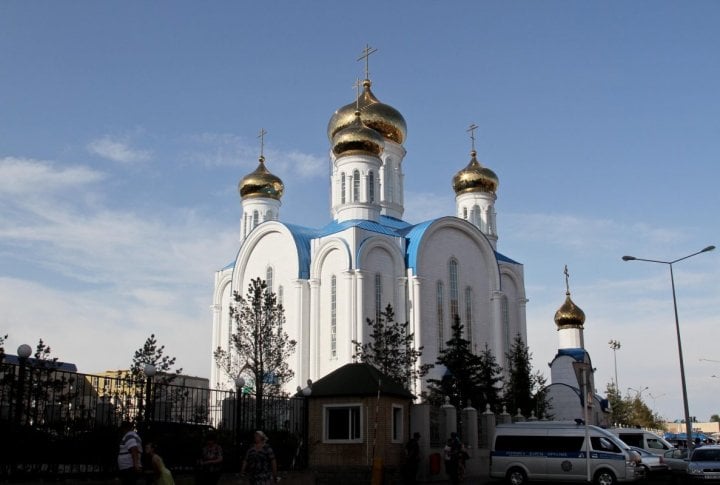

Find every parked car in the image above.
[686,445,720,482]
[629,446,669,478]
[610,428,675,456]
[663,447,689,480]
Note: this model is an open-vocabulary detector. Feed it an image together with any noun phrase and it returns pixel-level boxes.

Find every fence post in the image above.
[480,404,496,449]
[513,408,525,423]
[462,401,478,456]
[441,397,457,442]
[497,406,512,425]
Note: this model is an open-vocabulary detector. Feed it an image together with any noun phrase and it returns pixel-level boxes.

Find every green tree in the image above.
[606,382,630,425]
[214,278,297,428]
[477,343,505,412]
[427,315,491,411]
[352,304,432,390]
[608,383,665,429]
[711,414,720,423]
[504,333,551,418]
[0,333,6,364]
[130,333,183,384]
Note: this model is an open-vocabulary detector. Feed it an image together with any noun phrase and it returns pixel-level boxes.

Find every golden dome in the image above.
[452,150,499,195]
[238,156,284,200]
[332,111,384,157]
[554,292,586,329]
[327,79,407,144]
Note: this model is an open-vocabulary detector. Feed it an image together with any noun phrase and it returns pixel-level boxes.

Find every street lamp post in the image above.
[622,245,715,453]
[627,386,648,399]
[14,344,32,423]
[608,340,621,391]
[234,375,245,449]
[144,364,156,423]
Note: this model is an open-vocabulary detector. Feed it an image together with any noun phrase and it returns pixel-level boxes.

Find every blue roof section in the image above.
[221,260,234,270]
[283,223,317,279]
[318,218,405,238]
[496,251,521,265]
[402,219,435,272]
[218,215,523,278]
[556,348,588,362]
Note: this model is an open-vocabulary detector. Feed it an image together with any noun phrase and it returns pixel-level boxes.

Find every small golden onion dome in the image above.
[332,111,384,157]
[327,79,407,144]
[238,156,284,200]
[554,293,586,329]
[452,150,499,195]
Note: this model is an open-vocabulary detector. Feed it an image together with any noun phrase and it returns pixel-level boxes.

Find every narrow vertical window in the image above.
[502,295,510,354]
[253,210,259,228]
[374,273,382,323]
[449,259,459,322]
[436,281,444,350]
[341,173,346,204]
[266,267,273,292]
[463,207,468,220]
[465,287,473,342]
[368,171,375,202]
[278,285,284,307]
[353,170,360,202]
[331,275,337,358]
[387,158,394,201]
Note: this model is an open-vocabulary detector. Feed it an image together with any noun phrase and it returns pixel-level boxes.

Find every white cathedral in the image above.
[210,66,528,397]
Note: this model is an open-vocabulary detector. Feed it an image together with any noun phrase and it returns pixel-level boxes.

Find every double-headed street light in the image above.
[622,245,715,452]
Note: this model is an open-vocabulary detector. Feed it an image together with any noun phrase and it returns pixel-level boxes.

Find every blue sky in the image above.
[1,2,718,421]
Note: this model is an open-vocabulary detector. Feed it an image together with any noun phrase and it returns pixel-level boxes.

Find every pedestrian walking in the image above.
[241,430,279,484]
[117,421,142,485]
[197,432,223,485]
[144,441,175,485]
[403,432,421,484]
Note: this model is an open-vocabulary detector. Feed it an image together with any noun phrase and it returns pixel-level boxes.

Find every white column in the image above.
[491,290,505,365]
[309,278,321,379]
[294,279,309,386]
[355,270,366,343]
[395,276,407,327]
[343,270,355,358]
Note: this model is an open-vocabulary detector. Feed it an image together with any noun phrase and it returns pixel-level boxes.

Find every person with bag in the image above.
[403,432,421,484]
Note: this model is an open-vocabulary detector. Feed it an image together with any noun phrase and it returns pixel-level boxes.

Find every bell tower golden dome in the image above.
[554,266,586,330]
[238,155,285,201]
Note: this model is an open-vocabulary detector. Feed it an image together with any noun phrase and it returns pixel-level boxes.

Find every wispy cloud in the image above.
[87,136,152,163]
[184,132,326,179]
[0,157,104,196]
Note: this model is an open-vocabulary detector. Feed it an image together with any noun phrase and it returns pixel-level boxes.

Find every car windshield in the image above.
[692,449,720,461]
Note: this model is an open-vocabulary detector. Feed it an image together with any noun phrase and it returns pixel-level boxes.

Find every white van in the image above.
[608,428,675,456]
[490,421,641,485]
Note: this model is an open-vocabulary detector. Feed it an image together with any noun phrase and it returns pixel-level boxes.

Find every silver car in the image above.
[630,446,669,477]
[686,445,720,483]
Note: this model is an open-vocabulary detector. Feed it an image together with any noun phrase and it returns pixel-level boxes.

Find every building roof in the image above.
[307,362,414,399]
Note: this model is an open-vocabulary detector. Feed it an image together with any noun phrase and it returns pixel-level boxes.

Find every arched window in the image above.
[278,285,284,307]
[375,273,382,323]
[465,287,473,343]
[462,207,467,220]
[368,171,375,202]
[331,275,337,358]
[253,210,259,228]
[341,173,346,204]
[266,267,273,292]
[449,259,459,322]
[436,281,444,351]
[353,170,360,202]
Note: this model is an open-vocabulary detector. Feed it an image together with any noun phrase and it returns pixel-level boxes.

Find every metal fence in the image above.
[0,360,307,479]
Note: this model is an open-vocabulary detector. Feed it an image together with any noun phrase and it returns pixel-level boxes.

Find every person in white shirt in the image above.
[117,421,143,485]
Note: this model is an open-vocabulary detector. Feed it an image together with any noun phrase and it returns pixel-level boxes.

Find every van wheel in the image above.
[506,467,527,485]
[594,469,617,485]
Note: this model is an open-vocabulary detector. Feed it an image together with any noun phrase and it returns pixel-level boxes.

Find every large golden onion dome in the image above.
[554,292,586,329]
[238,156,284,200]
[327,79,407,145]
[452,150,499,195]
[332,111,384,157]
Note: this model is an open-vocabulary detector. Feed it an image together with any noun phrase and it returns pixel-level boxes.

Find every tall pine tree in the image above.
[352,304,431,390]
[504,333,551,418]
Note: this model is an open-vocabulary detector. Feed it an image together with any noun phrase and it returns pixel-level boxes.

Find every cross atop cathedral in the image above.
[564,265,571,295]
[353,78,363,111]
[258,128,267,159]
[467,123,479,152]
[357,44,378,81]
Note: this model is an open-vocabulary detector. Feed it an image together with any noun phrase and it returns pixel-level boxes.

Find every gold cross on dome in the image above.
[564,265,571,295]
[353,78,363,111]
[467,123,479,151]
[258,128,267,158]
[357,44,378,80]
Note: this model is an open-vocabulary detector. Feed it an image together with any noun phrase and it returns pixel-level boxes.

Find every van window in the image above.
[618,433,643,447]
[495,435,545,452]
[591,437,621,453]
[546,436,584,452]
[647,438,667,450]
